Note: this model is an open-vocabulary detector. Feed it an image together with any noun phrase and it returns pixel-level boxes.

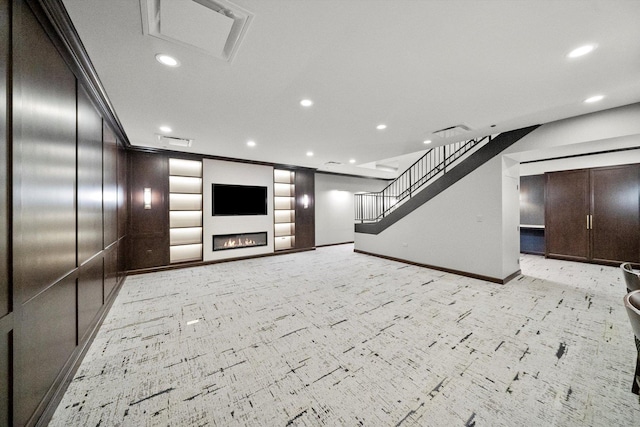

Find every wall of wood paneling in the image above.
[0,0,9,321]
[0,0,10,423]
[104,124,119,250]
[3,0,129,424]
[12,0,77,306]
[77,85,105,265]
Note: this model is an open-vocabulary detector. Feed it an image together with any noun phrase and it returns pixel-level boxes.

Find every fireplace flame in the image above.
[223,238,256,248]
[213,232,266,251]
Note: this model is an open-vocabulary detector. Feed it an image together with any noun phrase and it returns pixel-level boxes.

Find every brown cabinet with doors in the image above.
[545,164,640,265]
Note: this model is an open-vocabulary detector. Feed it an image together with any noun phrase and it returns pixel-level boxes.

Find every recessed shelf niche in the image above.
[169,158,203,263]
[274,169,295,250]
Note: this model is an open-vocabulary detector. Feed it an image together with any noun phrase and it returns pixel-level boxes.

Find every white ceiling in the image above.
[62,0,640,178]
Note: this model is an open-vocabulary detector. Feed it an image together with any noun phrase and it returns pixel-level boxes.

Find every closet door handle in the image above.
[587,215,590,229]
[590,215,593,230]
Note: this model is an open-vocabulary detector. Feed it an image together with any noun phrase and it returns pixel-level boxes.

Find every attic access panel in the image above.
[160,0,234,57]
[141,0,254,62]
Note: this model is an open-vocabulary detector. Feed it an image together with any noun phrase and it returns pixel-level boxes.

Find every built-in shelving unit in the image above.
[274,169,295,251]
[169,159,203,263]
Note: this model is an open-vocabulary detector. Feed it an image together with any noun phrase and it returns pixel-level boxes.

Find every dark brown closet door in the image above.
[545,169,590,261]
[590,164,640,264]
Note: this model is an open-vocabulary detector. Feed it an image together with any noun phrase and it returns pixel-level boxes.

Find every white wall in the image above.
[315,173,388,246]
[506,103,640,155]
[202,159,274,261]
[520,145,640,176]
[355,103,640,282]
[502,156,520,278]
[356,155,508,280]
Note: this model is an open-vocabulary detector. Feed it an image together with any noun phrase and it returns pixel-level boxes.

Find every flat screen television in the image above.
[212,183,268,216]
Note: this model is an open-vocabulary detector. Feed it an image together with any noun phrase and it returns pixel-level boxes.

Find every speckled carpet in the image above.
[49,245,640,426]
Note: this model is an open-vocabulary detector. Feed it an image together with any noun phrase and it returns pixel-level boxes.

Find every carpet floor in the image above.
[49,245,640,426]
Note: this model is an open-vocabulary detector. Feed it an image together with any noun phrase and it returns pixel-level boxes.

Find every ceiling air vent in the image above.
[140,0,254,62]
[432,124,471,139]
[324,161,343,166]
[157,134,193,148]
[375,163,398,173]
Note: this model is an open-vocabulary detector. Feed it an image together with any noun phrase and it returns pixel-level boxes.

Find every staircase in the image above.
[355,125,540,234]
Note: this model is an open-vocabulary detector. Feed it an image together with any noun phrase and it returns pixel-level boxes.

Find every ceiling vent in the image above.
[432,124,471,139]
[140,0,254,62]
[375,163,399,173]
[156,134,194,147]
[324,161,343,166]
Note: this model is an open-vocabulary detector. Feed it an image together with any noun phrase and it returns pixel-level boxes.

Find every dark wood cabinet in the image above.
[545,164,640,265]
[126,151,170,270]
[545,169,590,261]
[590,165,640,264]
[294,169,315,249]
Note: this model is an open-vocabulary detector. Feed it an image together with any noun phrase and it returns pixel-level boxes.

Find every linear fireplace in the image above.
[213,232,268,251]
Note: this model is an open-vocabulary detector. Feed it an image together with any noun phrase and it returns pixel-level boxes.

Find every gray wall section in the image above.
[520,175,545,226]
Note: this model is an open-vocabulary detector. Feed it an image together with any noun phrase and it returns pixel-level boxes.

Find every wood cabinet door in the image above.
[590,164,640,264]
[545,169,590,261]
[294,169,315,249]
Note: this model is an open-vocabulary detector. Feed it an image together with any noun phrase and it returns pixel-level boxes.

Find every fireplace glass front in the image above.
[213,232,268,251]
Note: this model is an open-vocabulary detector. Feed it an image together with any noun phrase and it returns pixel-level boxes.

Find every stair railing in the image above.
[355,134,494,223]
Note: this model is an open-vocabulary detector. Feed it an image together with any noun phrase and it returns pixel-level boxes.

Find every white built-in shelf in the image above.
[274,169,295,251]
[170,176,202,193]
[170,244,203,263]
[169,158,203,263]
[169,193,203,211]
[169,158,203,177]
[170,211,202,228]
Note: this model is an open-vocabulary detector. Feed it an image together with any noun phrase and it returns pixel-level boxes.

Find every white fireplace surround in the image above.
[202,159,274,261]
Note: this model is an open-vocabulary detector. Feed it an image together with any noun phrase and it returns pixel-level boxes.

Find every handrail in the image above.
[355,134,494,223]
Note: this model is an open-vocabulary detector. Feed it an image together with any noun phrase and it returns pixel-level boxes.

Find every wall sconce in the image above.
[143,188,152,209]
[302,194,309,209]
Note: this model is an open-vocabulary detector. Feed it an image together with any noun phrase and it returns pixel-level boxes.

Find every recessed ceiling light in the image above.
[349,159,356,164]
[584,95,604,103]
[300,99,313,107]
[376,124,387,130]
[155,53,180,67]
[423,140,432,144]
[306,151,314,157]
[247,140,256,147]
[567,44,596,58]
[159,126,172,133]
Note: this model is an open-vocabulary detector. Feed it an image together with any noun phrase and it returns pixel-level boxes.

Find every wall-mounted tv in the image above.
[212,183,268,216]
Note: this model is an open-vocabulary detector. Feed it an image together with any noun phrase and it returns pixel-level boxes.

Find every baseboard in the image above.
[354,249,521,284]
[127,247,317,276]
[520,250,545,256]
[35,274,127,426]
[316,241,354,248]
